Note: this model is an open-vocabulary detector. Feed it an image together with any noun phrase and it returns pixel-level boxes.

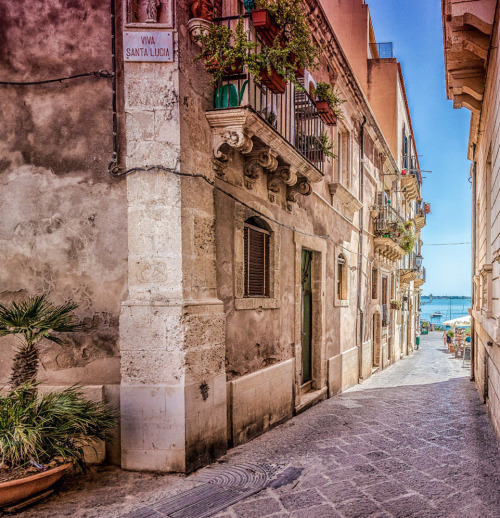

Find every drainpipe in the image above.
[471,144,477,381]
[357,116,367,381]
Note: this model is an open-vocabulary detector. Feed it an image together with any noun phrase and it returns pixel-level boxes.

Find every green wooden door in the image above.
[301,249,313,384]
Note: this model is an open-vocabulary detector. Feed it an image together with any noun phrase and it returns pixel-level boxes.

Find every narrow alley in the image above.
[17,332,500,518]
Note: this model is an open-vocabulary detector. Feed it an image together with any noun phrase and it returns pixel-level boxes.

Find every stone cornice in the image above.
[304,0,398,173]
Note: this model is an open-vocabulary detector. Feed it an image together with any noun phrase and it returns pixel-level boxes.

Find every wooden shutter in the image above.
[244,223,270,297]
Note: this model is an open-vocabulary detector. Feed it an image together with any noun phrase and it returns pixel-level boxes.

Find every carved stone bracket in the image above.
[267,166,299,202]
[243,148,278,189]
[214,130,254,162]
[286,177,312,209]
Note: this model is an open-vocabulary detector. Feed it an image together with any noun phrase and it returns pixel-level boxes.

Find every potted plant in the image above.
[0,295,116,507]
[296,131,336,163]
[424,202,431,214]
[197,0,318,93]
[195,20,254,84]
[313,82,345,125]
[390,300,401,310]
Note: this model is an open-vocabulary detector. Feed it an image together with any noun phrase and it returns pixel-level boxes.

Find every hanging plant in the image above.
[196,1,318,89]
[313,81,345,123]
[424,202,431,214]
[397,222,416,254]
[195,19,257,84]
[253,0,319,86]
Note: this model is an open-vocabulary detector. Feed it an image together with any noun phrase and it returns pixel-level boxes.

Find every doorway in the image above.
[301,249,313,388]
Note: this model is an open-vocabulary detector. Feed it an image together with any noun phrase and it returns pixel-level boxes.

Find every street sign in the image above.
[123,31,173,62]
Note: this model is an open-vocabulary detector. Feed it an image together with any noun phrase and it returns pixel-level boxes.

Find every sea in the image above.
[420,296,472,325]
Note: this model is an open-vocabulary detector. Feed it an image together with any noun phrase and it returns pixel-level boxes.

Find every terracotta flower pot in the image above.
[205,57,243,76]
[315,100,338,126]
[259,67,286,94]
[0,463,72,508]
[251,9,280,47]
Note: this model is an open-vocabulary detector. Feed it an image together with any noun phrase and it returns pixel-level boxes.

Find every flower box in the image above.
[260,67,286,94]
[251,9,280,47]
[315,100,338,126]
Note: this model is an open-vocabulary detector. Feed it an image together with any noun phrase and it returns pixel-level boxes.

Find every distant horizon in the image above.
[421,294,471,298]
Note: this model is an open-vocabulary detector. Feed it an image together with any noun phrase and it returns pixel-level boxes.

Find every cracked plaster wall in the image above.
[0,0,127,385]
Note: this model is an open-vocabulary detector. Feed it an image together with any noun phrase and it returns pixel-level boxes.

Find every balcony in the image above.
[373,205,406,262]
[401,172,419,201]
[370,42,395,59]
[205,14,329,208]
[414,267,426,288]
[414,211,426,230]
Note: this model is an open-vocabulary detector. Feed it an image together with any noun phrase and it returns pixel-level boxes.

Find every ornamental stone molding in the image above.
[374,237,405,263]
[287,177,312,208]
[268,166,299,202]
[206,108,324,190]
[244,148,279,189]
[442,0,495,114]
[328,182,362,214]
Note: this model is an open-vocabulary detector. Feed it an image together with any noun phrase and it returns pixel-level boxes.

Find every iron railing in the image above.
[210,14,328,175]
[370,42,394,59]
[374,205,404,236]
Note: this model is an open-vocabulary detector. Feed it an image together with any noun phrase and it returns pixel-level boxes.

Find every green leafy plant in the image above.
[390,300,401,310]
[0,295,84,388]
[397,222,416,254]
[447,330,454,338]
[253,0,319,85]
[195,19,257,84]
[0,384,115,471]
[421,321,430,328]
[318,132,336,160]
[196,0,319,88]
[313,81,345,116]
[296,131,336,162]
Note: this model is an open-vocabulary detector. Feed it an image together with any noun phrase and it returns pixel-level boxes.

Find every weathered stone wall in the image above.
[0,0,126,386]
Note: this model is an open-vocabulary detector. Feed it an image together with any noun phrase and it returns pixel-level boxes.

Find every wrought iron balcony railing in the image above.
[374,205,404,236]
[210,15,328,175]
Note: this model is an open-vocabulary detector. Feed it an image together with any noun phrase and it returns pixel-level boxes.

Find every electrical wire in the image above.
[109,163,374,260]
[0,70,114,86]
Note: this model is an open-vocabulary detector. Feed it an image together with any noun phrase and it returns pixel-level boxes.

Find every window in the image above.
[372,267,378,300]
[337,255,347,301]
[336,127,352,189]
[381,275,389,326]
[244,218,270,297]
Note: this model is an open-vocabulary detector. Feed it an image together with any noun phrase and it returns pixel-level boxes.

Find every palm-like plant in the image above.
[0,384,116,471]
[0,295,84,388]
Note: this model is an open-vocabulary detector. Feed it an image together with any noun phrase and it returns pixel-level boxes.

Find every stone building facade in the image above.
[0,0,424,472]
[442,0,500,439]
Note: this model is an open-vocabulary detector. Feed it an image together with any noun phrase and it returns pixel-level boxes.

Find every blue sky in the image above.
[368,0,472,297]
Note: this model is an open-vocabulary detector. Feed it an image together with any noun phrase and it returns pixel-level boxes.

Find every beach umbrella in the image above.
[442,315,471,327]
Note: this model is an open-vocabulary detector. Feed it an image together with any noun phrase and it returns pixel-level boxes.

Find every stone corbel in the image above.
[243,148,278,189]
[267,166,298,202]
[214,129,254,163]
[286,176,312,210]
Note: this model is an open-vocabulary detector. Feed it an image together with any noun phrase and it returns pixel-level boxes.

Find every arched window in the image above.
[244,217,270,297]
[337,254,347,301]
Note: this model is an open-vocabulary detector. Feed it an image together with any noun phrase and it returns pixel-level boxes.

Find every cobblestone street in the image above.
[15,332,500,518]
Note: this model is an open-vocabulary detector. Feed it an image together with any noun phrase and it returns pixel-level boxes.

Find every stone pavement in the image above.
[13,332,500,518]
